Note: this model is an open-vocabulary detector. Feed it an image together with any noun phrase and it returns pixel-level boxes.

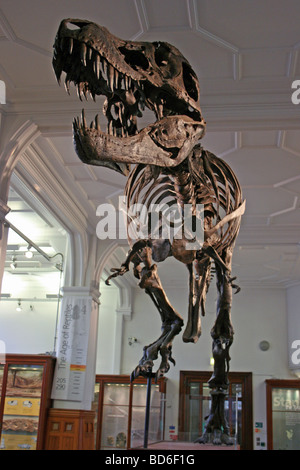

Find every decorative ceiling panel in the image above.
[194,0,300,49]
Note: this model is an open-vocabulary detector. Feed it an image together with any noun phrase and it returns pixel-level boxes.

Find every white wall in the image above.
[0,300,58,354]
[0,270,61,355]
[95,281,119,374]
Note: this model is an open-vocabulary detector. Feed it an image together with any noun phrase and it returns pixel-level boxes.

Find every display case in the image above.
[93,375,166,449]
[179,371,253,450]
[0,354,55,450]
[266,379,300,450]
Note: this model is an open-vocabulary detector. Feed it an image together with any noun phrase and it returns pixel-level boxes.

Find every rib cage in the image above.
[124,145,244,254]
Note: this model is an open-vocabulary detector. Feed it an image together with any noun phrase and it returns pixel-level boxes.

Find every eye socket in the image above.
[182,62,199,102]
[154,42,170,67]
[118,46,150,71]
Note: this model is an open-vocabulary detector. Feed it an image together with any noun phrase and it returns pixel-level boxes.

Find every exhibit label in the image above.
[51,296,91,401]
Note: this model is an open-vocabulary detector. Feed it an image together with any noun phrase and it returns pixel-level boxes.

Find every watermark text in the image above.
[96,197,204,250]
[0,80,6,105]
[291,339,300,365]
[291,80,300,105]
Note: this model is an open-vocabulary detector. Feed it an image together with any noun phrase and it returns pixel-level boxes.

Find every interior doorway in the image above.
[179,371,253,450]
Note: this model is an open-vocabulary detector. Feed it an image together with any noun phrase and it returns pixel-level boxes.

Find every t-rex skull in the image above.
[53,19,206,174]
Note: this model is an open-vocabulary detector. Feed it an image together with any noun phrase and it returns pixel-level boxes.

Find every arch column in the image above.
[113,285,132,374]
[0,199,10,296]
[0,115,40,295]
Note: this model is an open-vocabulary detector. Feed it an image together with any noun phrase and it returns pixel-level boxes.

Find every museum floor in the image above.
[144,441,239,450]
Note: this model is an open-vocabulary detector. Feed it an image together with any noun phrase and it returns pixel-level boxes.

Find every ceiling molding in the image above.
[15,144,94,236]
[192,0,239,54]
[0,8,51,57]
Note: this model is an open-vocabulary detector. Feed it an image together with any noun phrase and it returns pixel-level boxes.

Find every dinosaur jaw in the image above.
[53,19,206,174]
[73,113,205,173]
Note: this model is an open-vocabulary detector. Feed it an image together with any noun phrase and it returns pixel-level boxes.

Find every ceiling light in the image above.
[25,246,33,259]
[16,300,22,312]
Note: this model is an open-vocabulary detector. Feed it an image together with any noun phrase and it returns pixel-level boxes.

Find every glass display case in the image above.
[179,371,253,449]
[0,354,55,450]
[266,379,300,450]
[93,375,166,449]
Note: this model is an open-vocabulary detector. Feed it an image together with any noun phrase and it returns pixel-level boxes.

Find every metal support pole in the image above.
[143,371,154,449]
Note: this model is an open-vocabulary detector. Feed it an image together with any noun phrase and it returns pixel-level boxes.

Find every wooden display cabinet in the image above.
[93,374,167,450]
[0,354,55,450]
[266,379,300,450]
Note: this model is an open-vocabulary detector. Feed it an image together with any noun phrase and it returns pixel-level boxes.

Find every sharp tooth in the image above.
[118,103,123,121]
[95,114,101,131]
[101,58,108,81]
[78,83,86,101]
[88,47,92,61]
[125,90,136,105]
[77,84,82,100]
[114,69,119,89]
[128,76,132,89]
[90,121,95,129]
[108,120,113,135]
[125,75,129,90]
[158,103,164,119]
[54,62,63,83]
[80,44,87,66]
[81,109,87,128]
[64,75,71,95]
[95,54,101,79]
[68,37,73,55]
[108,65,114,91]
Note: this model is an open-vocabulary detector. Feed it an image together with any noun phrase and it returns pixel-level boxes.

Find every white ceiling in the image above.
[1,0,300,290]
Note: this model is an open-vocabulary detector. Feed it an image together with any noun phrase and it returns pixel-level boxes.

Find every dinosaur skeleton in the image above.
[53,19,245,445]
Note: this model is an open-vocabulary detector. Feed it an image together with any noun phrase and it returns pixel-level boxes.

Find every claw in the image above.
[233,285,241,294]
[194,433,210,444]
[130,366,141,382]
[169,355,176,366]
[105,264,129,285]
[155,370,162,382]
[226,275,241,294]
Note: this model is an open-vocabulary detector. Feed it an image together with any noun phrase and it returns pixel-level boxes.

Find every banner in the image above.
[51,296,91,401]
